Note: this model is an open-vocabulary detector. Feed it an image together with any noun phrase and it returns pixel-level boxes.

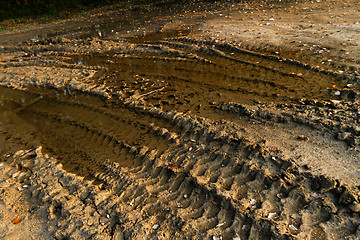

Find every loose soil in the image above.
[0,0,360,239]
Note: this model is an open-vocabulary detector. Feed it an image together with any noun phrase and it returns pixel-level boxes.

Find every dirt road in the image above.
[0,0,359,239]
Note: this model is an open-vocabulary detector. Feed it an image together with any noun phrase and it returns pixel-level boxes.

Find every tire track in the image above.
[1,35,360,239]
[10,87,357,239]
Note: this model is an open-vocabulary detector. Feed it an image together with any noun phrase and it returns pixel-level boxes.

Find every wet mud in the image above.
[1,2,360,239]
[1,81,360,239]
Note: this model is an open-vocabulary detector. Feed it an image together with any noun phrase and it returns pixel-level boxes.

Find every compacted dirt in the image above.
[0,0,360,239]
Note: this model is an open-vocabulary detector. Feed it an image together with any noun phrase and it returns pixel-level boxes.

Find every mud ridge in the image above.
[1,83,359,238]
[1,32,360,239]
[170,37,360,84]
[221,101,360,148]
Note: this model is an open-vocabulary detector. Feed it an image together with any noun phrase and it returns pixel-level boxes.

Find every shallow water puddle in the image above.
[126,29,191,43]
[0,86,182,179]
[65,38,354,122]
[1,35,356,179]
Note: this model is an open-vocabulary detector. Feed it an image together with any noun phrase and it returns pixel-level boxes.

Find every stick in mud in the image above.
[13,95,43,114]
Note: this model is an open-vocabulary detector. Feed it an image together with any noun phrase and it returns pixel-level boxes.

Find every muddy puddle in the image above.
[2,34,358,177]
[62,37,357,122]
[0,86,185,180]
[126,29,191,43]
[2,34,359,177]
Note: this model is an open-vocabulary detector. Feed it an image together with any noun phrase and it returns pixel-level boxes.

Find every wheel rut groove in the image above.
[0,35,359,239]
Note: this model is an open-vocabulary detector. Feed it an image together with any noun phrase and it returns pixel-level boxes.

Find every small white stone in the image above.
[0,163,3,167]
[152,224,159,230]
[335,91,341,96]
[289,224,298,231]
[216,222,226,227]
[250,199,257,206]
[268,212,277,219]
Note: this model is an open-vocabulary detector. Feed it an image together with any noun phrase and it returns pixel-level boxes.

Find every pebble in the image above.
[216,222,225,227]
[289,224,298,231]
[152,224,159,230]
[242,224,250,231]
[297,135,309,141]
[338,132,351,141]
[268,212,277,219]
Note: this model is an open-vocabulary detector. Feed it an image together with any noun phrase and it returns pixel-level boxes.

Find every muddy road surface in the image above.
[0,0,360,239]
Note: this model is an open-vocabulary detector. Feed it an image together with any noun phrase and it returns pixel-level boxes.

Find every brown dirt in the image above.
[0,0,360,239]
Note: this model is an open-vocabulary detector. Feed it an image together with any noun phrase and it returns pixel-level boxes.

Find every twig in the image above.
[13,95,43,113]
[124,86,167,103]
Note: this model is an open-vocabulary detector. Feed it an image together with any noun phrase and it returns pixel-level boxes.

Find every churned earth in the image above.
[0,0,360,239]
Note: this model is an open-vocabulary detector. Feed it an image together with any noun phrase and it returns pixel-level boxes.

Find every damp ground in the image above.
[0,0,360,239]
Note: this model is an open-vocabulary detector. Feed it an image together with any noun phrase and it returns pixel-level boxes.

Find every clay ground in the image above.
[0,0,360,239]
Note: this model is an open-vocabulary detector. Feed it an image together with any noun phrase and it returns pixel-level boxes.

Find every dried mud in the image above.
[1,1,360,240]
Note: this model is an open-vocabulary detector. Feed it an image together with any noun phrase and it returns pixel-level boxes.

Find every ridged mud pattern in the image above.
[1,34,360,239]
[15,90,183,179]
[37,36,356,123]
[221,100,360,148]
[0,85,359,239]
[68,38,356,103]
[3,36,357,117]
